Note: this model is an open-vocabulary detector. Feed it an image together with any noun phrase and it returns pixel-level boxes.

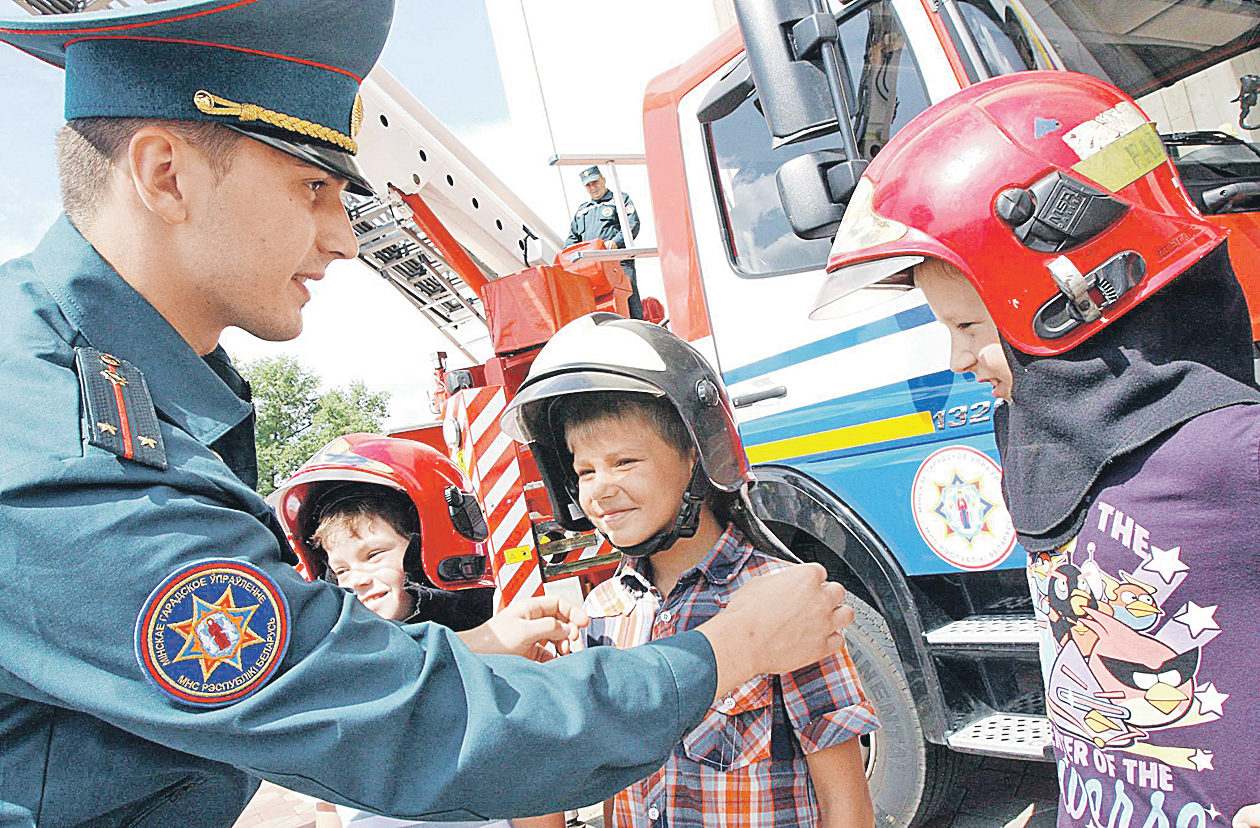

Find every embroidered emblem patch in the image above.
[601,205,614,217]
[135,559,290,707]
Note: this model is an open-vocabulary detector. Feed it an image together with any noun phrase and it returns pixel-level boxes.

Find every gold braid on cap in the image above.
[193,90,358,154]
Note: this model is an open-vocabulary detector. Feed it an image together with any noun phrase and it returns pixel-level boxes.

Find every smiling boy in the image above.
[503,314,877,828]
[813,72,1260,828]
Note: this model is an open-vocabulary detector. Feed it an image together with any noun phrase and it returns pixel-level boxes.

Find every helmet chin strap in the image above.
[614,464,709,559]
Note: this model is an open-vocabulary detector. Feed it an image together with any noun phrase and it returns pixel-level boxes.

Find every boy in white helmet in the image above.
[503,313,877,828]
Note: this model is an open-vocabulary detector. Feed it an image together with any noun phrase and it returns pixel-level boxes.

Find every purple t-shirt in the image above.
[1026,403,1260,827]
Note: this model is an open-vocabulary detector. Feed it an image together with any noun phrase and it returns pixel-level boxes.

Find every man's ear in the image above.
[126,126,207,225]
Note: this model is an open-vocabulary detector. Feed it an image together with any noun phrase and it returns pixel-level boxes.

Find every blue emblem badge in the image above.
[135,559,290,707]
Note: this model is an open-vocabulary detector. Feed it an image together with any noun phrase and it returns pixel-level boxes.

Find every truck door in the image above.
[679,0,1018,576]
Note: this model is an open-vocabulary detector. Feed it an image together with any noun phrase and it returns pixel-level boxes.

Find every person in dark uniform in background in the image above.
[566,165,644,318]
[0,2,856,826]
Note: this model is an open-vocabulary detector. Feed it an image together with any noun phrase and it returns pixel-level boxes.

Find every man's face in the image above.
[570,413,695,549]
[916,261,1013,401]
[188,138,359,342]
[323,516,414,621]
[584,175,607,200]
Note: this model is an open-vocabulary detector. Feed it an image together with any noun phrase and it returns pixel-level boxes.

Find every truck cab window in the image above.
[704,0,931,277]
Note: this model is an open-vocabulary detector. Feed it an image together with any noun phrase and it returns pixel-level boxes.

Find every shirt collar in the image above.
[32,215,252,446]
[615,524,753,594]
[688,525,754,585]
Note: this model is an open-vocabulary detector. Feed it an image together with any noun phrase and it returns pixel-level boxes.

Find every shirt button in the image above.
[648,806,661,820]
[659,610,672,623]
[720,696,735,711]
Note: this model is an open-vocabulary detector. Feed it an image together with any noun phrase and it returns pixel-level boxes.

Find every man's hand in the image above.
[696,563,853,700]
[456,595,590,662]
[1235,804,1260,827]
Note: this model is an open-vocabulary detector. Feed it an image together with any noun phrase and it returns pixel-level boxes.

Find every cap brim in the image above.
[231,126,374,196]
[810,255,923,320]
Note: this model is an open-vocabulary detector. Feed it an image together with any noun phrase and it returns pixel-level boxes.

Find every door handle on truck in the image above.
[732,385,787,408]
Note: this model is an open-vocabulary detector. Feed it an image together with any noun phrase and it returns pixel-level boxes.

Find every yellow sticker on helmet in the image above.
[1070,123,1165,193]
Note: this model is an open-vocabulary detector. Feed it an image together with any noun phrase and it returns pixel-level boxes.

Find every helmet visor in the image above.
[501,371,664,444]
[810,255,922,320]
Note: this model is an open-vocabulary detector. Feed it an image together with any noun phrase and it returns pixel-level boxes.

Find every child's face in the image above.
[570,413,695,548]
[916,261,1013,402]
[322,516,414,621]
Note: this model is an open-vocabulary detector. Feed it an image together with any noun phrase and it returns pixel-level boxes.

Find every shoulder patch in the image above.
[135,558,291,707]
[75,347,167,470]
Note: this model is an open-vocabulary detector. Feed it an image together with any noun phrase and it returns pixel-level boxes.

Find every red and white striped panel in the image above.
[444,386,543,609]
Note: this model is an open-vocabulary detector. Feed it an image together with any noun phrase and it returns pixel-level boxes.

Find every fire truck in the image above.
[334,3,1260,825]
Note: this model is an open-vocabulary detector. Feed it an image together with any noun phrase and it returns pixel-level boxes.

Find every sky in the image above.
[0,0,514,429]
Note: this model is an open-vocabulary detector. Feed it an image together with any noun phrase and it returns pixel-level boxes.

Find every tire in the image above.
[844,594,967,827]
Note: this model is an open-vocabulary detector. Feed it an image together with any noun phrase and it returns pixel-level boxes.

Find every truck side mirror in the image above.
[776,151,864,240]
[735,0,868,241]
[733,0,840,144]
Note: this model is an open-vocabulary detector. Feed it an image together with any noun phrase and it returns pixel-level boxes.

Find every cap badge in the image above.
[193,90,358,154]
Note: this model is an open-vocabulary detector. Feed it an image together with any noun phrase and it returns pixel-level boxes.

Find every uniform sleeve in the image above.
[778,644,879,755]
[624,193,640,242]
[565,209,583,246]
[0,449,717,821]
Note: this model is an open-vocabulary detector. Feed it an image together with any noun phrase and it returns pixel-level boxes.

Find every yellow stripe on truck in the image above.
[745,411,936,464]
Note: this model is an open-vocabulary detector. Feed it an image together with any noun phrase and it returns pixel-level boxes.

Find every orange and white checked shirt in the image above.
[577,526,879,828]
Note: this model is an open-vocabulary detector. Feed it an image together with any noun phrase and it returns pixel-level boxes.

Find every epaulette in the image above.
[75,347,168,470]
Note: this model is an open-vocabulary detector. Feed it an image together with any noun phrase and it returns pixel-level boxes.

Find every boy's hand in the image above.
[1235,804,1260,827]
[696,563,853,700]
[457,595,590,662]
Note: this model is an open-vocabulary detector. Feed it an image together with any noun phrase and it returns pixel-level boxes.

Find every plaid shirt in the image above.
[578,526,879,828]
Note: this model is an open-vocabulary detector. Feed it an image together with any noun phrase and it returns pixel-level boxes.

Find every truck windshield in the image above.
[949,0,1260,98]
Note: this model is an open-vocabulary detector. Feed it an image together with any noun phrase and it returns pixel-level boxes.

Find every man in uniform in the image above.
[565,165,643,318]
[0,2,855,826]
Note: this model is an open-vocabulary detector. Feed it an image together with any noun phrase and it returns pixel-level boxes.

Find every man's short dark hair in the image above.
[55,117,241,230]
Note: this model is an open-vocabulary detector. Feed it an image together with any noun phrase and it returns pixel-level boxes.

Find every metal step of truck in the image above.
[925,614,1040,658]
[947,713,1054,761]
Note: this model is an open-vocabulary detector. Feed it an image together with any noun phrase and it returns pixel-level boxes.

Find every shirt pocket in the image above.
[680,674,774,771]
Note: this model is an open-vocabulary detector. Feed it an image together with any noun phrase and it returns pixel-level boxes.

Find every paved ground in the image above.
[920,756,1059,828]
[234,757,1061,828]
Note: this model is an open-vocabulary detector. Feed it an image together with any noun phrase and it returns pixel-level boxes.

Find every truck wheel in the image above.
[844,594,965,827]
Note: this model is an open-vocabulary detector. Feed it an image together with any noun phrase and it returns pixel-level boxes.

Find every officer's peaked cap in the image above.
[0,0,395,195]
[579,165,602,184]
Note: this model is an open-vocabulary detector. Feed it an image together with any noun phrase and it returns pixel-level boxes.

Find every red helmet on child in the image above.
[267,433,492,589]
[813,71,1226,355]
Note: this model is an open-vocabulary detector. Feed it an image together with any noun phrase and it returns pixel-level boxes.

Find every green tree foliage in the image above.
[242,355,390,495]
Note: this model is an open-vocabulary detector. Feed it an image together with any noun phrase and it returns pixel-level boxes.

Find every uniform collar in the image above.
[593,190,614,203]
[31,215,252,446]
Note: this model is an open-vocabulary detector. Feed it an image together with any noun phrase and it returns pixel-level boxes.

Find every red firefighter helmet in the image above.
[266,433,492,589]
[813,71,1226,355]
